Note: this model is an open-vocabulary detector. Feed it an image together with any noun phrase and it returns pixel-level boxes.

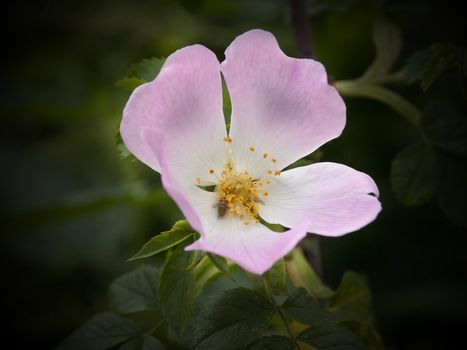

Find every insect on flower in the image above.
[120,29,382,274]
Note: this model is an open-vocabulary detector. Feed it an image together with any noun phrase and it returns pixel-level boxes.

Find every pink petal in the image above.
[121,45,227,234]
[120,44,226,173]
[221,29,345,178]
[259,163,381,236]
[186,219,308,275]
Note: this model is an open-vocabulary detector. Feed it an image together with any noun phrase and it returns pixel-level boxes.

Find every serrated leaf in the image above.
[282,288,338,325]
[57,313,140,350]
[339,321,385,350]
[159,244,195,335]
[129,220,195,261]
[108,266,160,314]
[298,324,367,350]
[390,143,438,206]
[264,258,287,295]
[127,57,166,82]
[192,288,274,350]
[119,336,166,350]
[422,101,467,157]
[361,17,402,82]
[329,272,374,325]
[207,253,235,281]
[116,78,146,92]
[287,248,335,299]
[421,43,461,91]
[400,49,431,84]
[334,80,421,126]
[245,335,295,350]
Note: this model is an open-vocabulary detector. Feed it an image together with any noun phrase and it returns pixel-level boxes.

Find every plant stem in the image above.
[263,278,301,349]
[144,319,164,336]
[289,0,314,58]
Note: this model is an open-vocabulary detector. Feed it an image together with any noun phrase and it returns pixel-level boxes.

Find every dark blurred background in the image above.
[1,0,466,349]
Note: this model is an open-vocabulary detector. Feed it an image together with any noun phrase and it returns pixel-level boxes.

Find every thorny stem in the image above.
[263,278,301,350]
[289,0,323,278]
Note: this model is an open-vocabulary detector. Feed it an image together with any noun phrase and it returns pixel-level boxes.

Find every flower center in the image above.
[216,161,265,224]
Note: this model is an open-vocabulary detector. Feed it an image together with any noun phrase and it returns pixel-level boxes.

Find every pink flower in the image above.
[121,29,381,275]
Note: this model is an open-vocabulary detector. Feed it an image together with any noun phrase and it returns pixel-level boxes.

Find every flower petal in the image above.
[121,44,226,173]
[259,163,381,236]
[186,219,307,275]
[221,29,345,177]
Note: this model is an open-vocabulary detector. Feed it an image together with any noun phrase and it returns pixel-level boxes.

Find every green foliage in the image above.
[297,324,366,350]
[335,80,421,126]
[119,336,166,350]
[116,57,166,92]
[57,313,141,350]
[159,244,196,335]
[329,272,375,325]
[191,288,275,350]
[282,288,338,325]
[245,335,295,349]
[129,220,195,261]
[109,266,160,314]
[207,253,234,281]
[401,43,466,91]
[390,143,438,206]
[264,258,288,295]
[361,17,402,82]
[286,248,335,299]
[422,101,467,157]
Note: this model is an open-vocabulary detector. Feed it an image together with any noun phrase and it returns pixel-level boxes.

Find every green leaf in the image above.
[329,272,375,325]
[207,253,235,281]
[400,43,463,91]
[159,244,196,335]
[422,101,467,157]
[400,50,431,84]
[57,313,140,350]
[119,336,166,350]
[297,324,367,350]
[192,288,274,350]
[128,220,195,261]
[116,57,166,92]
[339,321,385,350]
[421,43,461,91]
[334,80,421,126]
[108,266,160,314]
[264,258,287,295]
[286,248,335,299]
[361,17,402,82]
[245,335,295,350]
[282,288,338,325]
[390,143,438,206]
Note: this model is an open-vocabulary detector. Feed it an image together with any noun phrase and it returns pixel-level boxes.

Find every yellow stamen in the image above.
[274,170,281,176]
[263,153,269,158]
[249,146,255,152]
[224,136,232,143]
[209,169,215,174]
[271,158,277,163]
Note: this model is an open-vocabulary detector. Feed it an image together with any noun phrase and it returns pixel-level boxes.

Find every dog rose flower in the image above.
[120,29,381,274]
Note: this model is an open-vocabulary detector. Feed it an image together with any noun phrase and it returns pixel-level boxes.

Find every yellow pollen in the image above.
[249,146,255,152]
[215,160,266,223]
[275,170,281,176]
[209,169,215,174]
[244,221,249,225]
[264,191,269,196]
[267,170,273,175]
[224,136,232,143]
[263,153,269,158]
[196,177,201,184]
[271,158,277,163]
